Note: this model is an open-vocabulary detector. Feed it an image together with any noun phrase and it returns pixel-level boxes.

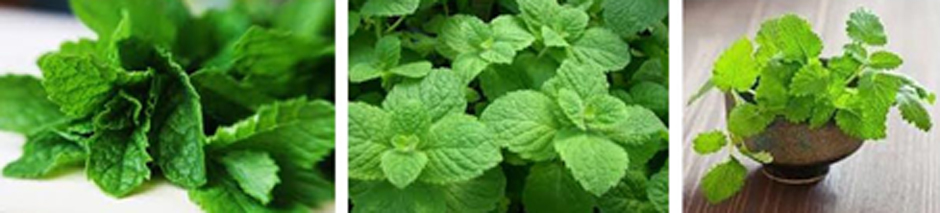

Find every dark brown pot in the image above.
[724,94,863,184]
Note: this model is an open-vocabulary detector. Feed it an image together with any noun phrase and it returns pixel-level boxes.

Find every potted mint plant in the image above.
[689,8,935,203]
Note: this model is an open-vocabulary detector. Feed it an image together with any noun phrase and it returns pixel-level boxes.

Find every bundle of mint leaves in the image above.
[0,0,336,212]
[348,0,669,212]
[690,9,935,203]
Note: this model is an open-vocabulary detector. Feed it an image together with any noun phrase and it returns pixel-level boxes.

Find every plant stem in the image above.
[386,15,408,34]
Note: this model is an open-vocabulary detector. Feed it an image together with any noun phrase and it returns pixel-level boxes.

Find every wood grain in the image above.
[683,0,940,212]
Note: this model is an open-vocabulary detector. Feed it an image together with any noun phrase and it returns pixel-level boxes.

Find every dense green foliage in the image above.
[691,9,935,204]
[349,0,669,212]
[0,0,335,212]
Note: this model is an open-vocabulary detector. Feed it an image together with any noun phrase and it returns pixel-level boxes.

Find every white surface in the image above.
[0,7,199,213]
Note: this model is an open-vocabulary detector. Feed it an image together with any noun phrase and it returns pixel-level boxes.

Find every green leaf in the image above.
[588,96,667,146]
[272,164,336,208]
[554,130,629,196]
[541,61,609,99]
[388,100,433,136]
[647,169,669,213]
[712,37,758,91]
[630,81,669,119]
[481,91,560,161]
[421,114,502,184]
[522,162,596,213]
[188,175,273,213]
[0,75,64,134]
[350,181,447,213]
[87,122,152,197]
[442,169,506,213]
[208,99,335,168]
[190,70,278,123]
[350,63,383,83]
[847,8,887,46]
[218,150,280,204]
[3,128,85,178]
[148,53,206,188]
[375,36,402,69]
[602,0,668,36]
[479,53,558,99]
[597,171,657,213]
[789,61,831,96]
[692,130,727,154]
[755,14,822,62]
[272,0,334,38]
[727,103,774,137]
[70,0,189,46]
[360,0,421,17]
[349,102,392,180]
[491,15,537,52]
[701,157,747,204]
[558,89,587,129]
[381,151,429,188]
[389,62,433,78]
[569,28,631,71]
[383,69,466,121]
[868,51,902,69]
[38,53,118,118]
[897,86,932,131]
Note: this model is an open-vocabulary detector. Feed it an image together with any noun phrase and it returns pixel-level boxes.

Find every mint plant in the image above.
[690,9,935,203]
[349,0,670,212]
[0,0,335,212]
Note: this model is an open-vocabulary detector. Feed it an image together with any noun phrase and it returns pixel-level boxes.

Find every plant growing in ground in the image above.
[349,0,669,212]
[689,9,935,204]
[0,0,336,212]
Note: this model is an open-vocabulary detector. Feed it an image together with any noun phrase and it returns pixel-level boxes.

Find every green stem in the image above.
[385,15,408,34]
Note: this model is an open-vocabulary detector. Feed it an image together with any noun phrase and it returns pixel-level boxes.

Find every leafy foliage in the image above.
[350,0,669,212]
[691,9,935,204]
[0,0,335,212]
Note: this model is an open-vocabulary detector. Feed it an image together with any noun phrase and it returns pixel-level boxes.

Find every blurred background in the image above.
[683,0,940,212]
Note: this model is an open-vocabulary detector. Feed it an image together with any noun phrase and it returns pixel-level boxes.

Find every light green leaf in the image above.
[554,130,629,196]
[383,69,466,121]
[602,0,668,36]
[712,37,758,91]
[208,99,335,168]
[188,175,283,213]
[541,61,609,99]
[847,8,887,46]
[218,150,280,204]
[350,63,382,83]
[389,61,433,78]
[588,96,667,146]
[727,103,775,137]
[569,28,631,71]
[360,0,421,17]
[388,100,433,136]
[87,122,152,197]
[558,89,587,129]
[491,15,536,51]
[3,128,85,178]
[70,0,189,46]
[350,181,446,213]
[868,51,902,69]
[789,61,831,96]
[522,162,595,213]
[421,114,502,184]
[0,75,64,134]
[375,36,402,69]
[630,81,669,119]
[897,86,932,131]
[381,151,429,188]
[701,157,747,204]
[481,91,560,161]
[349,102,392,180]
[755,14,822,61]
[693,131,727,155]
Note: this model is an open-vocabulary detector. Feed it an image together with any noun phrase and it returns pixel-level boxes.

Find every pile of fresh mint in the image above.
[348,0,669,212]
[691,9,935,203]
[0,0,335,212]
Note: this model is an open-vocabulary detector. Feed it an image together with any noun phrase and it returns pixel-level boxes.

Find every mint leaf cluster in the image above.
[691,9,935,204]
[0,0,335,212]
[350,0,669,212]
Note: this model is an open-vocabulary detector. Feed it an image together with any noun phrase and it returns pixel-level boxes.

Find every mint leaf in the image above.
[441,169,506,213]
[383,69,466,121]
[87,118,152,197]
[588,96,667,146]
[701,157,747,203]
[897,86,932,131]
[569,28,631,71]
[480,90,560,161]
[360,0,420,17]
[208,99,335,168]
[522,162,596,213]
[868,51,902,69]
[0,75,64,134]
[38,53,119,118]
[349,102,392,180]
[693,131,727,155]
[148,53,207,188]
[727,103,774,137]
[554,130,629,196]
[755,14,822,62]
[597,171,657,213]
[350,181,447,213]
[647,169,669,213]
[188,175,276,213]
[70,0,189,46]
[602,0,668,36]
[847,8,887,46]
[712,37,758,91]
[3,128,85,178]
[381,151,428,188]
[421,114,502,184]
[218,150,280,204]
[789,61,831,96]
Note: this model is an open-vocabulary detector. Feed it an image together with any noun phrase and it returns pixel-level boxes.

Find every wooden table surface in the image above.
[682,0,940,212]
